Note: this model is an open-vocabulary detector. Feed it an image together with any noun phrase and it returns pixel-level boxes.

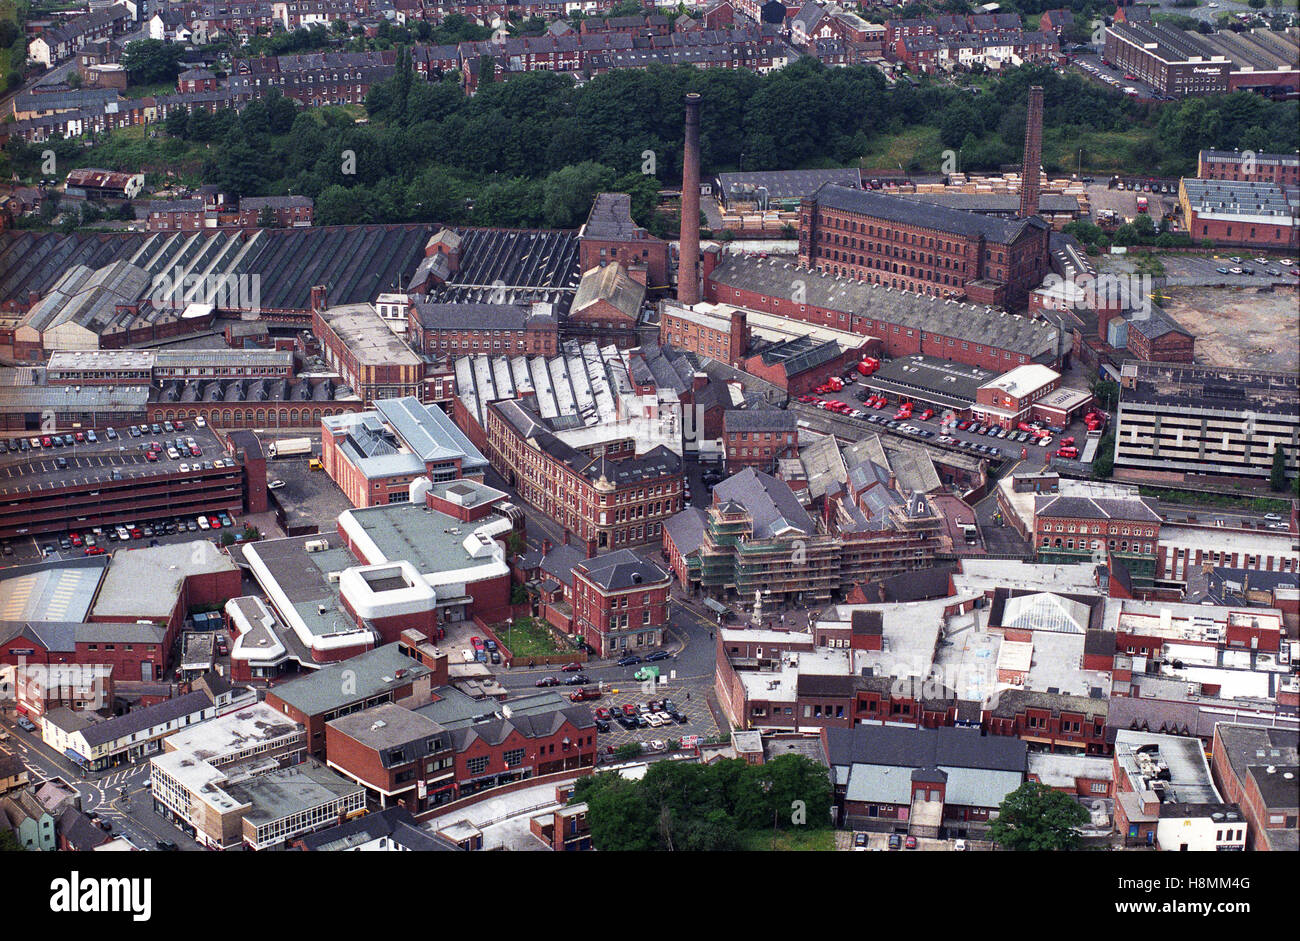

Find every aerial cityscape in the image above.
[0,0,1296,872]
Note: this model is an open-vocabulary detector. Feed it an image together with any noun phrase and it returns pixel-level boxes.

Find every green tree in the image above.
[585,776,658,851]
[1092,432,1115,479]
[988,781,1090,850]
[1269,443,1289,493]
[540,161,614,228]
[1091,377,1119,411]
[0,828,25,851]
[120,39,185,84]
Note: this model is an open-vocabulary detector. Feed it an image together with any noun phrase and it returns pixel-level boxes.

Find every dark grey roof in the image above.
[539,544,586,583]
[708,253,1061,361]
[824,724,1027,773]
[1035,492,1161,524]
[663,506,708,556]
[717,167,862,202]
[713,466,814,539]
[856,563,958,603]
[907,192,1080,215]
[57,807,109,851]
[990,688,1109,721]
[412,300,537,332]
[297,805,461,851]
[811,183,1049,244]
[577,549,670,591]
[582,193,654,242]
[78,690,213,747]
[724,409,798,432]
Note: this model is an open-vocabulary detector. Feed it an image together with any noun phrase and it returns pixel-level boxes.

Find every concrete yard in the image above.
[1161,286,1300,373]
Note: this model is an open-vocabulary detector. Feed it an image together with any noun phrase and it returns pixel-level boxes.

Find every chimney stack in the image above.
[678,92,702,306]
[310,284,328,312]
[1019,86,1043,220]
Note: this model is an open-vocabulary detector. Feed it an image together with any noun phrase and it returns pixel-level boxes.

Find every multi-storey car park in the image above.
[0,426,266,541]
[1113,362,1300,483]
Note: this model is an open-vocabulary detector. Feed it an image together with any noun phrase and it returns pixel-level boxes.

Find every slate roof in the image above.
[1035,492,1161,524]
[77,690,214,747]
[826,724,1027,772]
[571,263,645,321]
[724,409,798,433]
[577,549,670,591]
[717,167,862,202]
[581,193,653,241]
[707,253,1061,362]
[412,300,538,332]
[811,183,1049,244]
[712,466,814,539]
[663,506,708,556]
[297,805,460,851]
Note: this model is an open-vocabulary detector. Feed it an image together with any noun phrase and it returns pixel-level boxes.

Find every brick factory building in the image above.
[658,302,749,367]
[312,294,424,406]
[1177,178,1299,252]
[1210,724,1299,853]
[705,252,1066,371]
[410,299,558,359]
[1104,22,1299,98]
[1197,150,1300,188]
[567,263,647,349]
[321,396,489,508]
[578,193,671,291]
[797,183,1052,308]
[723,409,799,473]
[483,397,684,552]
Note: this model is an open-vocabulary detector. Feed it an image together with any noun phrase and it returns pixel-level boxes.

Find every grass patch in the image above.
[739,827,836,852]
[1045,127,1167,177]
[499,615,562,658]
[858,125,945,175]
[123,81,180,100]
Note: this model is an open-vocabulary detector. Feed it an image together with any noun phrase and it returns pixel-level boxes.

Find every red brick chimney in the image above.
[562,530,570,546]
[1019,86,1043,220]
[542,538,552,554]
[310,285,328,311]
[678,92,702,306]
[586,539,596,559]
[729,307,747,361]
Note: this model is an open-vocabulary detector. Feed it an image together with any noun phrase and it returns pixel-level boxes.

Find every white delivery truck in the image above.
[268,437,312,459]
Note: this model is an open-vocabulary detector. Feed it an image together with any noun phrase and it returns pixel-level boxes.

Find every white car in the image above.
[268,479,286,490]
[1037,436,1053,448]
[1280,259,1294,266]
[197,516,210,530]
[953,839,968,851]
[178,463,190,472]
[166,447,180,460]
[645,739,667,753]
[462,649,475,662]
[656,711,674,725]
[195,416,207,427]
[1254,258,1268,265]
[645,713,664,728]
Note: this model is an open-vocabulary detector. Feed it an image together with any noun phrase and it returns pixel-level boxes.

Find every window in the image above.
[466,756,489,775]
[503,748,525,767]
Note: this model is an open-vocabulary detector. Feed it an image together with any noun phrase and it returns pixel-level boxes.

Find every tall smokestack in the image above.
[679,92,702,306]
[1019,85,1043,220]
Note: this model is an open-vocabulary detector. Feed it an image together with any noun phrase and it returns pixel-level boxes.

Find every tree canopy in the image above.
[987,781,1090,850]
[573,754,832,851]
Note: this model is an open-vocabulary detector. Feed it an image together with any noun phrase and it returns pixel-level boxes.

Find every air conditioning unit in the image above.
[304,539,328,552]
[327,571,340,583]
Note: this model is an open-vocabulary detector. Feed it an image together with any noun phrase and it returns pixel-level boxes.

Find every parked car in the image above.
[535,676,560,688]
[155,840,179,851]
[905,836,918,849]
[564,673,590,686]
[888,834,902,850]
[617,655,643,667]
[854,832,869,850]
[644,650,670,662]
[561,662,583,672]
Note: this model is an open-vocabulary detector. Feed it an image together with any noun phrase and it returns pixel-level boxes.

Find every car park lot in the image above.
[1143,253,1296,288]
[589,677,721,750]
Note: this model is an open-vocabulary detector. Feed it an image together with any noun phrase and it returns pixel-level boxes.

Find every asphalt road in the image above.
[0,710,199,851]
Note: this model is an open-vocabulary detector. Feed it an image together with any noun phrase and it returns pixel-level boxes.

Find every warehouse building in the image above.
[705,251,1066,371]
[1177,178,1298,252]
